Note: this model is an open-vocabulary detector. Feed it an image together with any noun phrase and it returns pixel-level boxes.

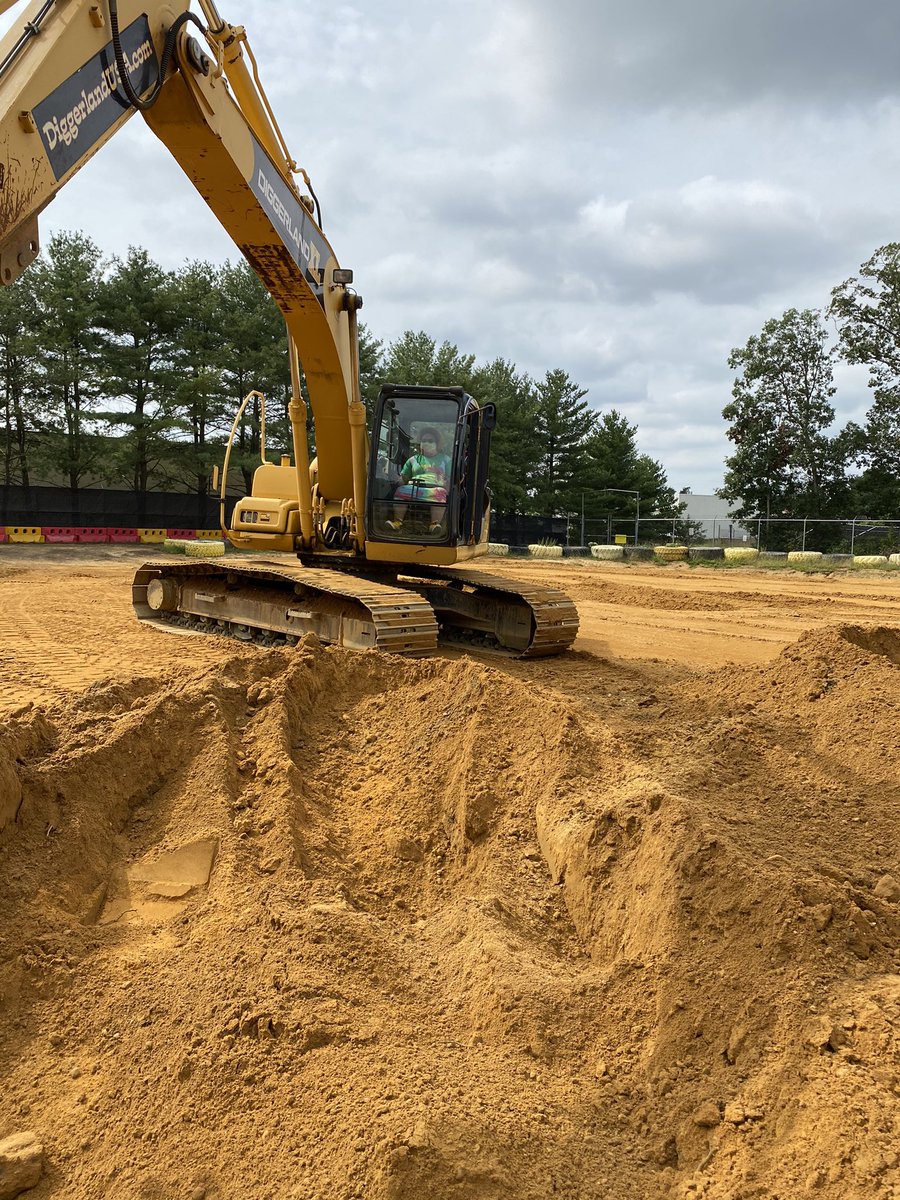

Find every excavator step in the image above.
[132,559,438,655]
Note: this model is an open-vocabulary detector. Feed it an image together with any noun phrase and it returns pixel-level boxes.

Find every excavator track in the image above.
[398,565,579,658]
[132,559,439,655]
[132,558,578,659]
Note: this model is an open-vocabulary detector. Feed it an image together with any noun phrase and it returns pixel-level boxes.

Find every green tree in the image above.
[578,410,681,541]
[168,260,229,497]
[831,245,900,484]
[381,331,476,391]
[720,308,840,520]
[30,231,106,490]
[358,322,385,420]
[582,411,668,508]
[531,368,594,516]
[0,272,40,486]
[96,247,181,492]
[472,358,538,514]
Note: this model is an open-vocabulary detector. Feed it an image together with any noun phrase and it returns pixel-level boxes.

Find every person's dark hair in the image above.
[419,427,440,448]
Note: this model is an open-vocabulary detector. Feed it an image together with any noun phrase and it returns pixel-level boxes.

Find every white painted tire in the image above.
[527,544,563,559]
[487,543,509,556]
[890,554,900,565]
[853,555,888,567]
[590,544,624,560]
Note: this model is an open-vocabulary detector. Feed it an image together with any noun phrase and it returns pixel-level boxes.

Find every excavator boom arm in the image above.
[0,0,358,500]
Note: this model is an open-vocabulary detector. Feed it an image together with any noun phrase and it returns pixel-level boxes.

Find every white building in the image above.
[677,490,754,542]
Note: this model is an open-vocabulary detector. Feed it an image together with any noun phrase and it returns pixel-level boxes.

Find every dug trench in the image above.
[0,627,898,1199]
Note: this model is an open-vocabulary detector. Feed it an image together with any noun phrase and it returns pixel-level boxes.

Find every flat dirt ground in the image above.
[1,546,898,1200]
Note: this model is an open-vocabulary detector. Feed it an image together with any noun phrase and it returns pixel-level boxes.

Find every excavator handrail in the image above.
[219,388,266,535]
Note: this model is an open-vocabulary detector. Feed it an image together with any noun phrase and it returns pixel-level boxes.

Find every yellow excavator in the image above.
[0,0,578,656]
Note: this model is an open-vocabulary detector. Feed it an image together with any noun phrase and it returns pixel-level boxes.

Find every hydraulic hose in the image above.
[107,0,205,111]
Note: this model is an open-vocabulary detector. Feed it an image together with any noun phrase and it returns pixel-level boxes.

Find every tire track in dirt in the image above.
[0,560,251,711]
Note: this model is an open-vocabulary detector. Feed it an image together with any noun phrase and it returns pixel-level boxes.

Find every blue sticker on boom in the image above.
[33,15,157,180]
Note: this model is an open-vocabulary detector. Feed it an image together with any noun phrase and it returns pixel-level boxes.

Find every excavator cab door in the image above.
[366,384,492,546]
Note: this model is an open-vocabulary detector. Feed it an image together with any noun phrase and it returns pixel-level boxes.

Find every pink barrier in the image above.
[0,529,7,544]
[166,529,197,540]
[75,528,109,543]
[42,527,79,543]
[108,528,140,543]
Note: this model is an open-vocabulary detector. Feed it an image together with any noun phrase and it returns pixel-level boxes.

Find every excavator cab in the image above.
[367,384,495,547]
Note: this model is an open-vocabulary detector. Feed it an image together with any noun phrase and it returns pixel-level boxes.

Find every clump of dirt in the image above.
[0,629,898,1199]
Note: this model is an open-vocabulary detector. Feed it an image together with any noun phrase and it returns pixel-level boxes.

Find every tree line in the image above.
[0,230,683,526]
[721,242,900,529]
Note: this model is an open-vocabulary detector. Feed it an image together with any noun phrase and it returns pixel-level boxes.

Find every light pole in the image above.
[596,488,641,545]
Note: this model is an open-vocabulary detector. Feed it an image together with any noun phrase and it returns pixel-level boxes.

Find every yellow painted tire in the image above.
[724,548,759,562]
[852,555,888,567]
[787,551,823,564]
[185,541,226,558]
[653,545,688,561]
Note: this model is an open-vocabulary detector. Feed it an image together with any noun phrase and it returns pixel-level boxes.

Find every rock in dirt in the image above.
[691,1101,721,1128]
[129,839,219,898]
[0,1132,43,1199]
[874,874,900,902]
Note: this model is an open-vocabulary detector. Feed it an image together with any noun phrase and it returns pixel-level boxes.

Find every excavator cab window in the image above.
[368,385,476,544]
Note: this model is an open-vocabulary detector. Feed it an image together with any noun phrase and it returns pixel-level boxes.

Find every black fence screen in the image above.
[0,485,236,529]
[488,513,568,547]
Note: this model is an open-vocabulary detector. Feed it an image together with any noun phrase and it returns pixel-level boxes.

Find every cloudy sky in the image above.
[4,0,900,493]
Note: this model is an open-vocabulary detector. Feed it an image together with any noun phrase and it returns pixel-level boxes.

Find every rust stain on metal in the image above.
[0,139,44,241]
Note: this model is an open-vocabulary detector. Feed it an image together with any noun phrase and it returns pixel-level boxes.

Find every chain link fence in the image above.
[493,511,900,555]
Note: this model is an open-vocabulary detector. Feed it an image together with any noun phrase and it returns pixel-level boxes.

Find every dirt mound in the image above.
[0,629,898,1199]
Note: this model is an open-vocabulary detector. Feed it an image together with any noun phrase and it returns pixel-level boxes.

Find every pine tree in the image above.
[96,247,182,492]
[472,358,538,515]
[531,369,594,516]
[381,331,476,390]
[168,260,229,497]
[0,272,39,486]
[30,231,106,490]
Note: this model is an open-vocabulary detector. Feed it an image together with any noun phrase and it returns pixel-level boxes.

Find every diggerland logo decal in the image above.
[33,16,157,180]
[249,139,329,305]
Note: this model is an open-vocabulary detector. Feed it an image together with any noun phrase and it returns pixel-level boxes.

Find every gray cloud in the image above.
[3,0,899,495]
[518,0,900,111]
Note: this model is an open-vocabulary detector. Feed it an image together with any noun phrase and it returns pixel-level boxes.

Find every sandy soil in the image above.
[0,546,898,1199]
